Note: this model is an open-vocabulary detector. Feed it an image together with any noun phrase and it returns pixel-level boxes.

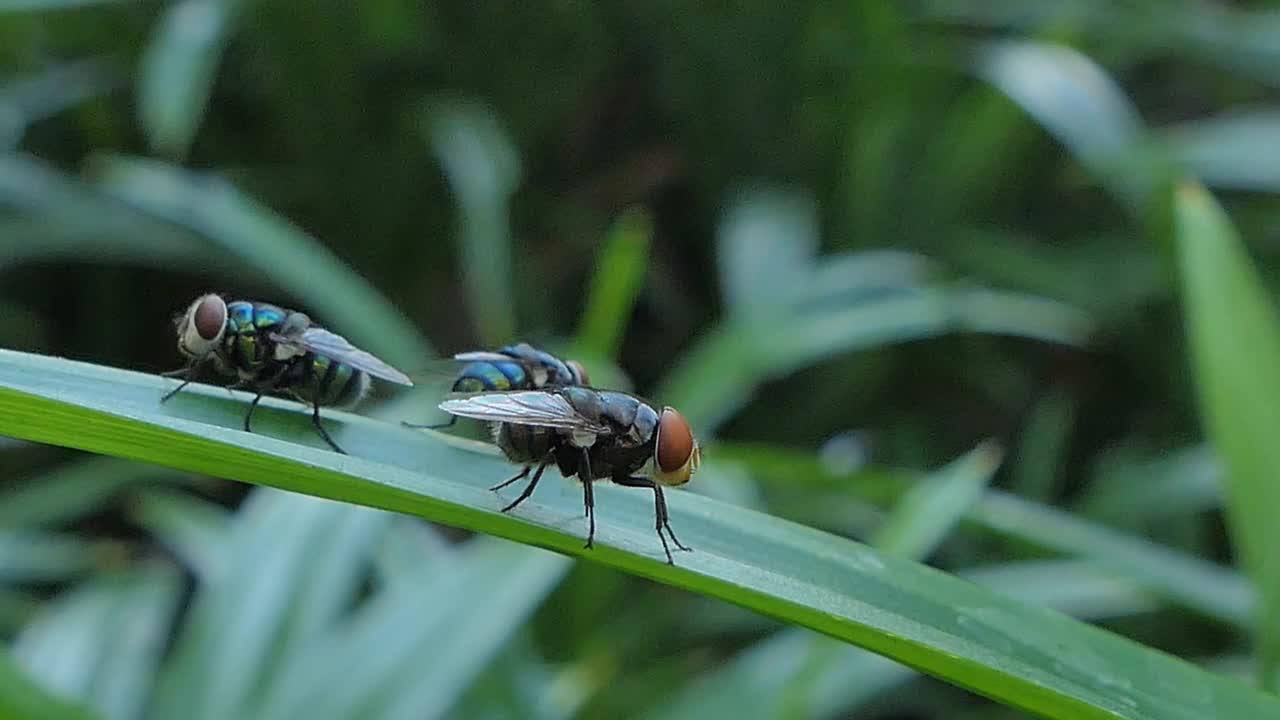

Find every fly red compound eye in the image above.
[194,295,227,340]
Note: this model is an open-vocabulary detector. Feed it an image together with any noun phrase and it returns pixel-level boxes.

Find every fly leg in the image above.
[580,448,595,550]
[496,453,552,513]
[614,476,692,565]
[243,393,264,432]
[160,362,197,402]
[310,398,346,454]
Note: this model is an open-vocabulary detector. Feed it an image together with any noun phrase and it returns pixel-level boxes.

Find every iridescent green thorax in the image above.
[220,301,289,376]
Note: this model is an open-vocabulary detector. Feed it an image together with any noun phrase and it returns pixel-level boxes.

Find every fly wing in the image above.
[271,327,414,386]
[439,391,611,434]
[451,350,517,363]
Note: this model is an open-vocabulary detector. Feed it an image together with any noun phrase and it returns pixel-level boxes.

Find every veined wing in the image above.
[272,327,414,386]
[451,350,517,363]
[439,391,611,434]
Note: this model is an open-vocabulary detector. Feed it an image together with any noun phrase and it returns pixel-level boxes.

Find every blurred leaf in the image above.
[644,560,1158,720]
[0,530,124,584]
[0,645,99,720]
[0,153,224,272]
[660,284,1092,434]
[260,538,568,720]
[717,186,818,319]
[1011,387,1078,502]
[1162,110,1280,192]
[1080,444,1220,524]
[0,59,119,147]
[128,488,230,581]
[151,491,353,720]
[730,444,1252,629]
[14,564,182,720]
[0,351,1276,718]
[1173,179,1280,685]
[0,0,128,8]
[871,441,1003,559]
[373,516,454,585]
[0,457,183,529]
[574,208,652,360]
[138,0,240,158]
[89,154,432,366]
[976,41,1154,209]
[426,100,519,345]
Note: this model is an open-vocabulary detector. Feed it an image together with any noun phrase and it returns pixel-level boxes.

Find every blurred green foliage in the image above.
[4,0,1280,718]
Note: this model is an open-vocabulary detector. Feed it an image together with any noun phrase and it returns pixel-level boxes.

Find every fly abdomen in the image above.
[495,422,554,465]
[453,360,530,393]
[290,353,370,408]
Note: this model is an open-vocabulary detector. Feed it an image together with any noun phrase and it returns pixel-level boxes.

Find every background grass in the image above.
[4,1,1280,718]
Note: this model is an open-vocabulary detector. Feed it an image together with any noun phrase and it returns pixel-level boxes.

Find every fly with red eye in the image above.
[402,342,591,431]
[436,386,701,565]
[161,293,413,453]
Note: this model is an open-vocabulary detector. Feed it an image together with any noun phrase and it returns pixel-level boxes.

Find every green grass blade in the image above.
[0,350,1275,718]
[425,100,519,345]
[13,566,181,720]
[128,489,230,582]
[0,646,100,720]
[574,208,652,360]
[150,490,352,720]
[0,530,125,584]
[85,565,183,720]
[138,0,239,158]
[1163,111,1280,192]
[729,444,1251,629]
[1173,179,1280,686]
[659,285,1092,433]
[89,154,432,366]
[645,560,1159,720]
[976,41,1154,209]
[871,441,1003,559]
[0,457,183,529]
[257,538,566,720]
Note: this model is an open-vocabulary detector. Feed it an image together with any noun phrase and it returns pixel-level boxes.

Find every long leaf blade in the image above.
[0,349,1275,719]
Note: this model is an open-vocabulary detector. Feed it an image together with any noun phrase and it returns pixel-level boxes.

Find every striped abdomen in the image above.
[452,359,534,393]
[286,353,370,408]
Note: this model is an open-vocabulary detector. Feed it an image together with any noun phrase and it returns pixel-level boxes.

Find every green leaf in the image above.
[259,537,568,720]
[659,284,1092,433]
[128,489,230,581]
[574,208,652,360]
[0,457,184,529]
[1173,179,1280,686]
[1162,111,1280,192]
[0,350,1276,719]
[425,100,519,345]
[730,444,1252,629]
[871,441,1003,559]
[138,0,240,158]
[88,154,432,366]
[976,41,1155,209]
[14,565,182,720]
[0,646,99,720]
[644,560,1160,720]
[0,531,125,584]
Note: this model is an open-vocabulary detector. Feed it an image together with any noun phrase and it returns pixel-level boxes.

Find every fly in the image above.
[162,293,412,453]
[438,386,700,564]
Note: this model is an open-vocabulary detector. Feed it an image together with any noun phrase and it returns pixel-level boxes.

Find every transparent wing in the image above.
[272,327,414,386]
[451,350,517,363]
[439,391,611,434]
